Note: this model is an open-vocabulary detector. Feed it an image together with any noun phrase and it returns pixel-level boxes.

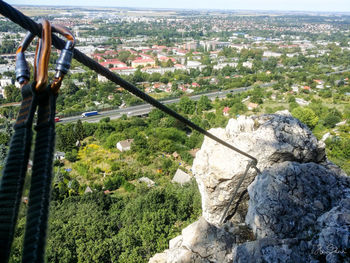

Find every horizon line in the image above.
[11,4,350,14]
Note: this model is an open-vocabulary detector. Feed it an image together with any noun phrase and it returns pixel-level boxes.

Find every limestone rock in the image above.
[241,161,350,262]
[150,217,237,263]
[193,114,326,226]
[150,114,350,263]
[309,198,350,262]
[233,238,316,263]
[245,161,350,239]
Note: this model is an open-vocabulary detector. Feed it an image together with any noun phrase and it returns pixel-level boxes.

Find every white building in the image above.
[263,51,282,57]
[116,139,134,152]
[172,169,191,185]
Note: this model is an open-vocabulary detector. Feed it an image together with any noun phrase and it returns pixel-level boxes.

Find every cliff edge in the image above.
[150,112,350,263]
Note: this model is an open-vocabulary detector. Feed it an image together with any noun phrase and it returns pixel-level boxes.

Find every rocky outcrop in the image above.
[243,161,350,262]
[149,113,350,263]
[193,111,326,226]
[149,217,237,263]
[246,162,350,240]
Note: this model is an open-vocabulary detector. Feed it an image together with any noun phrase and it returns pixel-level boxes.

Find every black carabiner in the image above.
[51,24,75,94]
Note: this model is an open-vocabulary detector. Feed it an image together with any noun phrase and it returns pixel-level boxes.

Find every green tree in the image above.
[197,95,212,113]
[291,107,319,129]
[4,85,20,102]
[324,114,341,128]
[74,120,85,141]
[179,96,196,115]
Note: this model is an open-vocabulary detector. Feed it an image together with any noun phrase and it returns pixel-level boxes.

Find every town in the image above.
[1,7,350,115]
[0,5,349,263]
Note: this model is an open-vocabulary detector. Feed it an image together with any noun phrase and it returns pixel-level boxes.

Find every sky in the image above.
[6,0,350,12]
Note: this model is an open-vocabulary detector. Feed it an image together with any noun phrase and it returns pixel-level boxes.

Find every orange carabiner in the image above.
[34,19,51,93]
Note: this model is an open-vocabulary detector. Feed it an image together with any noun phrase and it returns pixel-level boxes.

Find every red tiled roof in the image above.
[132,58,155,63]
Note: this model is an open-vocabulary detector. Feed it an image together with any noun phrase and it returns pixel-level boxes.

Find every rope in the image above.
[0,0,258,164]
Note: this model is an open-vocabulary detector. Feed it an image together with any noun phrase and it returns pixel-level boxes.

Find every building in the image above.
[116,139,134,152]
[186,61,202,68]
[0,78,12,87]
[172,169,191,185]
[131,58,155,68]
[223,107,230,116]
[100,59,127,68]
[138,177,155,187]
[263,51,282,57]
[84,186,93,194]
[54,151,65,160]
[295,98,310,106]
[183,42,198,51]
[248,102,258,110]
[242,61,253,69]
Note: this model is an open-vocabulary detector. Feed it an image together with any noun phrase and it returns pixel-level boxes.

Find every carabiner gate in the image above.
[51,24,75,94]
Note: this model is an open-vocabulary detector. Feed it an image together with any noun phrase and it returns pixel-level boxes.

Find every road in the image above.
[59,83,274,124]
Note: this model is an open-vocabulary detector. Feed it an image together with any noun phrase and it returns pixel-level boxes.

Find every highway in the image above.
[58,83,274,124]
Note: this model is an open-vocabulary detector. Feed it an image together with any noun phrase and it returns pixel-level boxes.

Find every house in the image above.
[158,56,176,63]
[111,67,136,75]
[54,151,65,160]
[223,107,230,116]
[172,169,191,185]
[248,102,258,110]
[138,177,155,187]
[191,82,200,88]
[84,186,93,194]
[303,86,311,91]
[98,75,108,82]
[242,61,253,69]
[174,64,185,69]
[100,59,127,68]
[131,58,155,68]
[116,139,134,152]
[0,78,13,87]
[187,61,202,68]
[295,98,310,106]
[263,51,282,57]
[291,85,299,93]
[172,152,180,159]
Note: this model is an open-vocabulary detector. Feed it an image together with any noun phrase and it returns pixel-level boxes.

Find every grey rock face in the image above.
[309,198,350,262]
[193,113,325,226]
[149,217,237,263]
[149,114,350,263]
[245,162,350,239]
[241,161,350,262]
[233,238,315,263]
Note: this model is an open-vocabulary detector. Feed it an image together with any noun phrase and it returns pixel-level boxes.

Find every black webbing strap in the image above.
[22,86,57,263]
[0,84,36,263]
[0,84,57,263]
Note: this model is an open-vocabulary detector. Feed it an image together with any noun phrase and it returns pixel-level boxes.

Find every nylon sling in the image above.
[0,20,75,263]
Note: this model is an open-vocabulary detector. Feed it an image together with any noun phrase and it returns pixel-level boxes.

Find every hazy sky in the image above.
[6,0,350,12]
